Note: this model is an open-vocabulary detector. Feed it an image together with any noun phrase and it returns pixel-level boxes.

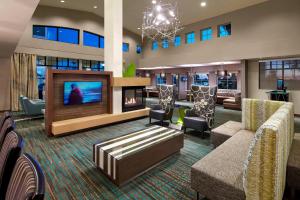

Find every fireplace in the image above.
[122,86,146,112]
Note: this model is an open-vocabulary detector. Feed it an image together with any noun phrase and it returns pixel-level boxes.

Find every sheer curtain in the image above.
[10,53,38,111]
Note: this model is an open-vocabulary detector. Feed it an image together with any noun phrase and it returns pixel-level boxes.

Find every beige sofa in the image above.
[191,99,294,200]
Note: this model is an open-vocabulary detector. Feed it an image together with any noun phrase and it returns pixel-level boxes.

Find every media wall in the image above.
[45,69,113,136]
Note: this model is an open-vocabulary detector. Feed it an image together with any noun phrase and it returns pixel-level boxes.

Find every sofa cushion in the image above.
[223,97,236,104]
[184,117,208,131]
[149,110,166,120]
[191,129,254,200]
[211,121,242,147]
[287,134,300,189]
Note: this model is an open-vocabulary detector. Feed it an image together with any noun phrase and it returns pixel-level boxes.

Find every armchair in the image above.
[20,97,45,116]
[183,85,217,137]
[149,85,176,126]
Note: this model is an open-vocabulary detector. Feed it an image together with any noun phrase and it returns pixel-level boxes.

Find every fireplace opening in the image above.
[122,86,146,112]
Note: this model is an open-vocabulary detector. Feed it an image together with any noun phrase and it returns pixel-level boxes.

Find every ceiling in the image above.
[39,0,268,34]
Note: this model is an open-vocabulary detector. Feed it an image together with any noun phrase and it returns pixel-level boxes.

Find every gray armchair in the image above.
[183,85,217,137]
[149,85,176,126]
[20,96,45,116]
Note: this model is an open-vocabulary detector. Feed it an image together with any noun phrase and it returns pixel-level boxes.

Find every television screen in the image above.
[277,79,284,90]
[64,81,102,105]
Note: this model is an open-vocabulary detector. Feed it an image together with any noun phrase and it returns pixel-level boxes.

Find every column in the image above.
[104,0,123,114]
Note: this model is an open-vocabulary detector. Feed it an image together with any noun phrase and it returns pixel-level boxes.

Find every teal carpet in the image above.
[15,113,214,200]
[14,105,300,200]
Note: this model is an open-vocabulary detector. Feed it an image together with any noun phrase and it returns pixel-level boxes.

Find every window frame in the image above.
[174,35,181,47]
[83,30,105,49]
[122,42,130,52]
[162,39,169,49]
[218,23,231,38]
[200,27,213,41]
[152,41,159,51]
[33,25,80,45]
[185,31,195,44]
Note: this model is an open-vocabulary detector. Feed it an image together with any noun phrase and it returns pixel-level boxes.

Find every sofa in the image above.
[191,99,294,200]
[223,92,241,110]
[217,89,241,107]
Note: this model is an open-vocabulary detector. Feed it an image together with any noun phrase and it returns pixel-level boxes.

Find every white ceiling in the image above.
[39,0,268,34]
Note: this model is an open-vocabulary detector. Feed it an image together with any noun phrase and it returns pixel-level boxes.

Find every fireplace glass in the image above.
[122,86,146,112]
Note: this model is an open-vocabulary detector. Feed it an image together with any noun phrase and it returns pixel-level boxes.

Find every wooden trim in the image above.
[45,69,54,136]
[112,77,151,87]
[51,108,150,135]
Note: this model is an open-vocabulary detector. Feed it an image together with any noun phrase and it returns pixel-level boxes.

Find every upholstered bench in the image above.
[211,121,242,147]
[191,129,254,200]
[287,134,300,198]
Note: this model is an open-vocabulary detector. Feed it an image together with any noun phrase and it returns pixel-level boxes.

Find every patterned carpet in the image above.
[13,105,300,200]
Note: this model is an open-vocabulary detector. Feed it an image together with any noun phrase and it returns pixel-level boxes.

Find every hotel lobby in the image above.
[0,0,300,199]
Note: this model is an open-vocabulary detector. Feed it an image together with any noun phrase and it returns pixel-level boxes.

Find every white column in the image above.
[104,0,123,114]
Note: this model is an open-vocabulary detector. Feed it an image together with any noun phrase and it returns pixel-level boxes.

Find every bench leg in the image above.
[197,192,200,200]
[149,117,151,124]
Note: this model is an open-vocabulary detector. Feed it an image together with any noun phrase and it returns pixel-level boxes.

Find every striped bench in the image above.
[93,125,184,186]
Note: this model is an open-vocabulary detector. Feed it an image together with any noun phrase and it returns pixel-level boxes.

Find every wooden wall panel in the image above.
[45,69,113,136]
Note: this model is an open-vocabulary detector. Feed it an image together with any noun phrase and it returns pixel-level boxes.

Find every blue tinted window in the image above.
[58,27,79,44]
[136,44,142,54]
[156,74,166,85]
[162,39,169,49]
[174,36,181,47]
[194,74,209,86]
[123,43,129,52]
[33,26,57,41]
[201,28,213,41]
[83,31,99,48]
[69,59,79,69]
[218,24,231,37]
[152,41,158,51]
[100,36,104,48]
[186,32,195,44]
[57,58,68,67]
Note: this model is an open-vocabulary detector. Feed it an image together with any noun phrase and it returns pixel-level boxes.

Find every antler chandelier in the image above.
[142,0,183,42]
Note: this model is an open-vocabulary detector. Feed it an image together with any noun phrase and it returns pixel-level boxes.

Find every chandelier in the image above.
[142,0,183,42]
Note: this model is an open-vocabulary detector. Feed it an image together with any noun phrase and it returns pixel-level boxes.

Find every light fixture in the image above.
[142,0,183,42]
[137,27,141,30]
[93,5,98,9]
[156,5,162,11]
[200,1,206,7]
[60,0,65,3]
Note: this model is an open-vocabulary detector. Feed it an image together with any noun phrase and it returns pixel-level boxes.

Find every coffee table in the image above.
[93,125,184,186]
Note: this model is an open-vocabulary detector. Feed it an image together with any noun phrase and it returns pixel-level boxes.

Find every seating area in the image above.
[0,112,45,200]
[192,99,294,200]
[1,0,300,199]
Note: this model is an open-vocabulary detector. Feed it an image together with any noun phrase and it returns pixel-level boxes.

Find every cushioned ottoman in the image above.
[191,130,254,200]
[211,121,242,147]
[287,133,300,198]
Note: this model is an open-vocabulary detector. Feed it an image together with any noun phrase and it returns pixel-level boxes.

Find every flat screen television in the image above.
[277,79,284,90]
[63,81,102,105]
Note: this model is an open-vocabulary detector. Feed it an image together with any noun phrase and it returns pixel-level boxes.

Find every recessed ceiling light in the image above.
[137,27,141,30]
[60,0,65,3]
[93,5,98,9]
[200,2,206,7]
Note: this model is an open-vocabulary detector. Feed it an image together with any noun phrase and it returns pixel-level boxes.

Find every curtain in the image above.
[10,53,38,111]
